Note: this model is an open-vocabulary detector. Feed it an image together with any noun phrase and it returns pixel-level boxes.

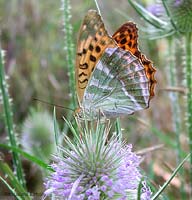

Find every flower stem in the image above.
[185,32,192,193]
[0,48,25,187]
[61,0,77,109]
[167,37,182,164]
[167,37,185,199]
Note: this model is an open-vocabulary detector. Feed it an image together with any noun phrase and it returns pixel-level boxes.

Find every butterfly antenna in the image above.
[33,98,74,112]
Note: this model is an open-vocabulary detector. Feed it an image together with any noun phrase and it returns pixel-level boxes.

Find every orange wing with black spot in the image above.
[76,10,115,102]
[112,22,156,99]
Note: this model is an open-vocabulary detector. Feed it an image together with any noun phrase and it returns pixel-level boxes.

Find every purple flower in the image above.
[147,0,184,16]
[174,0,183,6]
[147,4,164,17]
[44,123,152,199]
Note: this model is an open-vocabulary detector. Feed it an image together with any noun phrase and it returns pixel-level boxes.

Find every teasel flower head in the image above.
[21,110,56,162]
[146,0,192,33]
[165,0,192,33]
[44,120,151,199]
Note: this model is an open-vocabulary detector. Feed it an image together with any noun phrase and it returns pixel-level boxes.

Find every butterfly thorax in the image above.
[75,106,98,121]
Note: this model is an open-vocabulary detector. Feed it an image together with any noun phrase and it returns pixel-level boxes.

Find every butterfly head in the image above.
[75,107,97,121]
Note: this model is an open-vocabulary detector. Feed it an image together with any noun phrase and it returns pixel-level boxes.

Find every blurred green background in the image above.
[0,0,190,199]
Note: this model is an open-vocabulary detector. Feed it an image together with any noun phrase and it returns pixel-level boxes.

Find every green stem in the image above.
[185,33,192,194]
[0,49,25,187]
[162,0,178,32]
[152,154,190,200]
[167,37,185,199]
[61,0,78,134]
[167,37,182,164]
[61,0,77,109]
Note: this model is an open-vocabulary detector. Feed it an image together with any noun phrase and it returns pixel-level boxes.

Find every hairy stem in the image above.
[167,37,185,199]
[167,37,182,164]
[185,33,192,194]
[0,49,25,187]
[61,0,77,109]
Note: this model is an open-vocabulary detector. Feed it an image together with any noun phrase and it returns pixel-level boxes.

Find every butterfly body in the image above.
[76,10,156,120]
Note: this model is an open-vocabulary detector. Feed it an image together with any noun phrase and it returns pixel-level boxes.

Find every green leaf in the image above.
[115,118,122,140]
[0,176,23,200]
[152,154,190,199]
[53,107,60,146]
[0,143,53,172]
[162,0,192,33]
[127,0,168,29]
[137,178,144,200]
[142,29,175,40]
[63,116,80,142]
[0,162,31,200]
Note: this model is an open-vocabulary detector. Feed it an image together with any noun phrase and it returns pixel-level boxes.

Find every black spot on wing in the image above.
[79,85,86,89]
[89,44,94,51]
[128,41,132,47]
[95,45,101,53]
[83,48,87,54]
[90,55,96,62]
[120,38,127,45]
[79,72,87,77]
[120,34,125,38]
[79,63,88,69]
[79,78,88,84]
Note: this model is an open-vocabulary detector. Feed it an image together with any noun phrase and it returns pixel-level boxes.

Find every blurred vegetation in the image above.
[0,0,191,199]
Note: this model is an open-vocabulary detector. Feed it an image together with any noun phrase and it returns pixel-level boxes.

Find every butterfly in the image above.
[76,10,156,120]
